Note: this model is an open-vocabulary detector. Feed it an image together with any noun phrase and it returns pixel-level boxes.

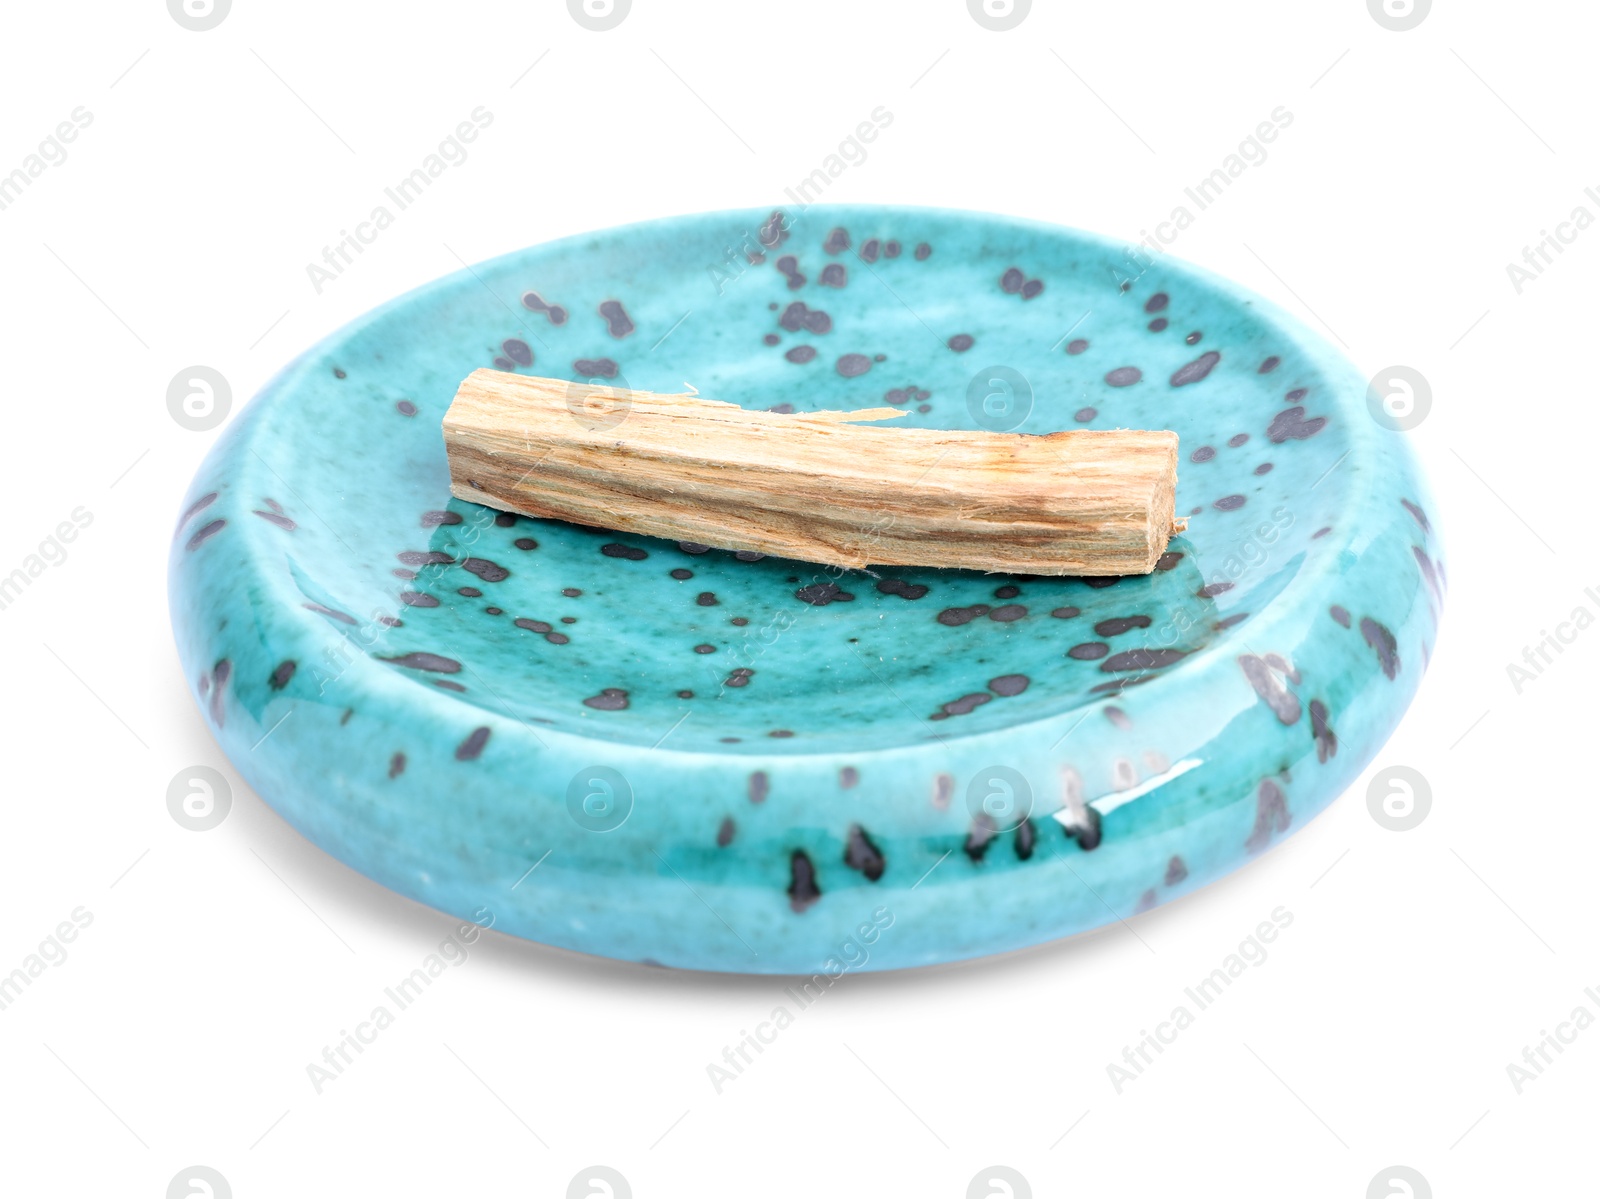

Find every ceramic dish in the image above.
[168,206,1442,973]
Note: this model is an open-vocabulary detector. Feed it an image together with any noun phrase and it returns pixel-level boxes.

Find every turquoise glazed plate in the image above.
[168,206,1442,974]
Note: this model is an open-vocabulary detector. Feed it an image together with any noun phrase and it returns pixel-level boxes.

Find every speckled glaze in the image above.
[168,206,1442,973]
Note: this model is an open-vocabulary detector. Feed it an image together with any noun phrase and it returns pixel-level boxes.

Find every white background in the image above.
[0,1,1592,1195]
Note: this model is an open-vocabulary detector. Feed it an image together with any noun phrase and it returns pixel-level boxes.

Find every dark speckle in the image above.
[1191,446,1216,463]
[1101,648,1186,671]
[696,591,719,606]
[396,400,417,417]
[785,345,817,364]
[694,644,716,655]
[824,226,850,254]
[843,824,885,881]
[1267,406,1328,443]
[1014,819,1036,860]
[1259,356,1281,373]
[937,604,989,626]
[204,662,230,720]
[269,660,296,690]
[1145,292,1169,313]
[796,583,853,605]
[502,338,533,366]
[514,537,538,551]
[1360,617,1400,679]
[670,568,693,580]
[1075,407,1097,422]
[836,353,872,378]
[1214,495,1247,511]
[1228,433,1250,448]
[1148,318,1168,332]
[1185,331,1202,345]
[1094,615,1152,637]
[1068,642,1109,660]
[421,510,463,527]
[877,578,928,600]
[749,771,769,803]
[1105,366,1142,387]
[1170,351,1221,386]
[583,688,630,711]
[455,727,491,761]
[1246,779,1290,853]
[935,693,990,718]
[914,242,931,260]
[399,591,439,608]
[1310,700,1338,762]
[462,557,510,582]
[964,813,999,861]
[989,673,1029,696]
[379,652,462,673]
[780,301,831,333]
[186,519,226,551]
[388,753,406,779]
[1050,606,1081,619]
[788,850,821,912]
[717,817,736,847]
[1165,856,1188,885]
[1155,552,1183,571]
[988,604,1027,622]
[1330,605,1351,628]
[1401,498,1430,533]
[947,333,974,352]
[1067,338,1089,355]
[601,543,648,561]
[1239,654,1301,724]
[598,299,634,337]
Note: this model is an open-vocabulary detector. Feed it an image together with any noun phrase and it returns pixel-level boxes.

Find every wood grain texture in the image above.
[442,370,1182,576]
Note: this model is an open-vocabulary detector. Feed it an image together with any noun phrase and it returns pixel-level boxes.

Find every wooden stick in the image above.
[442,370,1182,576]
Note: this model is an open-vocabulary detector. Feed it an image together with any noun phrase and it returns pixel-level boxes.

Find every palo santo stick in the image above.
[442,370,1182,576]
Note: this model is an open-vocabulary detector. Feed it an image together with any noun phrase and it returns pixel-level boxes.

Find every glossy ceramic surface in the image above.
[168,206,1442,973]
